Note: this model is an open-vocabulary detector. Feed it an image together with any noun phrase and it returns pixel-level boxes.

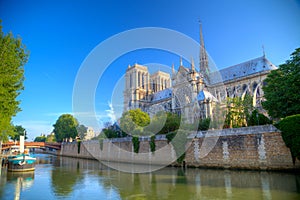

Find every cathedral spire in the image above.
[172,63,175,74]
[199,21,210,84]
[180,57,183,66]
[191,57,195,71]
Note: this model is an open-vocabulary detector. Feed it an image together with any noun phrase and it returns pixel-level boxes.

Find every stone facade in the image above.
[123,25,277,122]
[60,125,300,170]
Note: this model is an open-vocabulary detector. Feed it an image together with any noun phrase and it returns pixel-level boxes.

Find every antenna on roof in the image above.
[262,45,266,58]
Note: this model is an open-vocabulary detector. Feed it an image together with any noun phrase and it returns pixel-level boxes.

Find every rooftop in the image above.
[209,56,277,85]
[152,88,172,102]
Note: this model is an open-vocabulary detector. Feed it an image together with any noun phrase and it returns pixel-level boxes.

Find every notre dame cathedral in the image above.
[123,24,277,123]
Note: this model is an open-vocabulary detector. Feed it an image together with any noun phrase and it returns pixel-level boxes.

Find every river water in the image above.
[0,154,300,200]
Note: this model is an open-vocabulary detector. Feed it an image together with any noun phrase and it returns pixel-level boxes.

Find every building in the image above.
[123,24,277,123]
[84,127,95,140]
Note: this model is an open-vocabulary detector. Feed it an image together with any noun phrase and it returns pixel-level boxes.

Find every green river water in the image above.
[0,154,299,200]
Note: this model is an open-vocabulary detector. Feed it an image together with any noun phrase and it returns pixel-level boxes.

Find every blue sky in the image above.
[0,0,299,140]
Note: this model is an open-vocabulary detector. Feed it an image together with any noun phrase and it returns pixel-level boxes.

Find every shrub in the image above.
[166,131,177,143]
[149,135,156,153]
[198,118,211,131]
[248,110,272,126]
[132,136,140,153]
[99,138,104,150]
[276,114,300,160]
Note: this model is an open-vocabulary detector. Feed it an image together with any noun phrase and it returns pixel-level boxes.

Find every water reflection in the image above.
[4,172,34,200]
[1,154,300,200]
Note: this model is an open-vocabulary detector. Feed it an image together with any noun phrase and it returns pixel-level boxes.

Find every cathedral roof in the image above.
[152,88,172,102]
[197,90,218,102]
[209,56,277,85]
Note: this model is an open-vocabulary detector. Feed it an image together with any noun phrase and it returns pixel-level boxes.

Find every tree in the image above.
[144,111,180,135]
[46,133,56,142]
[34,135,46,142]
[77,124,88,140]
[53,114,79,142]
[0,21,29,141]
[248,109,272,126]
[224,95,253,128]
[119,109,150,136]
[276,114,300,161]
[197,118,211,131]
[263,48,300,119]
[10,125,27,141]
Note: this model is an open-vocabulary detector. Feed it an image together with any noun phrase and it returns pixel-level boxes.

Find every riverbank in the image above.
[52,125,300,171]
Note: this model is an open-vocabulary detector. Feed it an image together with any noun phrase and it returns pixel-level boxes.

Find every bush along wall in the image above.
[132,136,140,153]
[149,135,156,153]
[276,114,300,162]
[99,138,104,151]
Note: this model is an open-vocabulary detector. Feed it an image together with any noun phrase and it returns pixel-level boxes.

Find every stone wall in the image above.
[60,125,300,170]
[185,125,299,170]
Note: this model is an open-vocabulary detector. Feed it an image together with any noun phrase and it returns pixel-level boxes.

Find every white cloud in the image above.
[105,101,116,123]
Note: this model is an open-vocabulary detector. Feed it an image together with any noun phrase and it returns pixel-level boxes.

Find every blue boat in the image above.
[7,136,36,172]
[7,153,36,172]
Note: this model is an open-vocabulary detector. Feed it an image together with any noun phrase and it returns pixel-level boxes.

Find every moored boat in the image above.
[7,136,36,172]
[7,153,36,172]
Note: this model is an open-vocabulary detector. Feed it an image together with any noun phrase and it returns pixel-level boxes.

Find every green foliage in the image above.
[128,109,150,127]
[51,167,83,196]
[149,135,156,153]
[166,131,177,143]
[132,136,140,153]
[224,95,253,128]
[143,111,166,135]
[53,114,79,142]
[34,135,46,142]
[276,114,300,160]
[198,118,211,131]
[159,112,180,134]
[145,112,180,135]
[248,110,272,126]
[77,124,88,140]
[10,125,27,141]
[263,48,300,119]
[0,22,29,141]
[46,134,56,142]
[99,138,104,150]
[120,109,150,136]
[102,128,118,138]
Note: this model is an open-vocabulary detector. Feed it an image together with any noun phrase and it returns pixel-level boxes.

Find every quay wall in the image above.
[60,125,300,170]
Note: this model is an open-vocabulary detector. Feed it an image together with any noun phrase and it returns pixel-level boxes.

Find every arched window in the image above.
[242,84,247,92]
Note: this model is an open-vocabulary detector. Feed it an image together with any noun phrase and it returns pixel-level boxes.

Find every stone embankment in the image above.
[59,125,300,170]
